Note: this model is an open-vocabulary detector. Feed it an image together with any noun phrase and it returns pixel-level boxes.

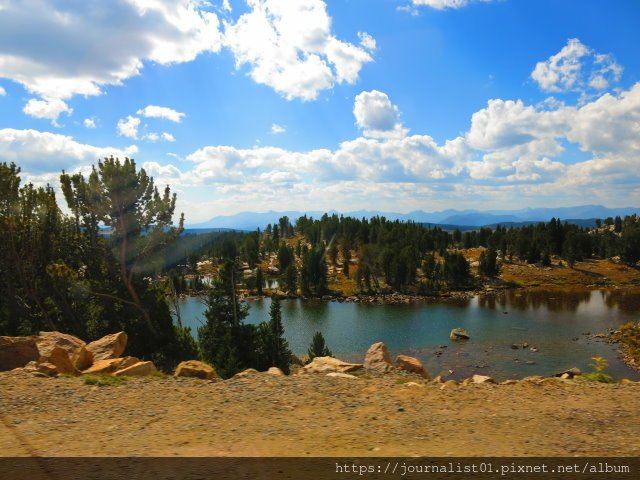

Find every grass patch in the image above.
[574,356,615,383]
[149,371,170,380]
[83,375,129,386]
[395,378,411,385]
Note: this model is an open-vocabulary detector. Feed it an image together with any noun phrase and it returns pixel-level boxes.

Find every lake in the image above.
[175,289,640,381]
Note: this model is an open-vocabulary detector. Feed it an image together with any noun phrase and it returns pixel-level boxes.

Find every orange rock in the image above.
[395,355,430,379]
[113,361,156,377]
[472,374,496,384]
[299,357,363,374]
[82,357,140,375]
[37,331,92,370]
[86,332,128,361]
[0,336,40,371]
[41,346,78,376]
[364,342,393,372]
[174,360,219,380]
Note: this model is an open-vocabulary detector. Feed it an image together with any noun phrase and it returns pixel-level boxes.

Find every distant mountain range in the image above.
[186,205,639,231]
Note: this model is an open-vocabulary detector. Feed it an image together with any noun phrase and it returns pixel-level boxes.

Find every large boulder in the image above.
[113,361,156,377]
[450,328,470,341]
[395,355,430,379]
[42,346,78,376]
[472,374,496,384]
[86,332,128,361]
[0,336,40,371]
[37,331,92,370]
[174,360,219,380]
[266,367,285,376]
[300,357,363,374]
[364,342,393,372]
[82,357,140,375]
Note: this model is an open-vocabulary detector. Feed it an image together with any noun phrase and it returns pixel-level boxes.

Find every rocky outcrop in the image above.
[450,328,470,341]
[0,336,40,371]
[83,357,140,375]
[37,331,92,370]
[395,355,430,379]
[174,360,219,380]
[300,357,363,374]
[113,361,156,377]
[266,367,285,376]
[86,332,128,361]
[364,342,393,372]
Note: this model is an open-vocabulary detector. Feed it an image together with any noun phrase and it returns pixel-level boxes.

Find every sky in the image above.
[1,0,640,224]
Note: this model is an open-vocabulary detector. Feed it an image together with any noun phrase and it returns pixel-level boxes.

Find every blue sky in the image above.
[1,0,639,223]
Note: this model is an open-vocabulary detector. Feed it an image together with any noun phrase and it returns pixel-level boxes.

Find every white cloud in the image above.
[22,98,72,124]
[223,0,373,100]
[0,128,137,174]
[531,38,622,94]
[83,118,96,128]
[358,32,376,51]
[143,132,176,142]
[408,0,495,10]
[270,123,285,134]
[0,0,221,120]
[136,105,186,122]
[0,86,6,96]
[117,115,141,139]
[353,90,408,139]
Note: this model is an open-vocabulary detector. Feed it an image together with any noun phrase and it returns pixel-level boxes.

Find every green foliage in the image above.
[307,331,332,361]
[300,245,328,296]
[257,296,291,373]
[575,356,614,383]
[612,322,640,364]
[478,247,501,277]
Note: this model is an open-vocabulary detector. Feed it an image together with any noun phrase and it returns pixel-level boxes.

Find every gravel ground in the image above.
[1,370,639,458]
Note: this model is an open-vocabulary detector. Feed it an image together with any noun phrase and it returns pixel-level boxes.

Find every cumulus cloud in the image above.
[223,0,373,100]
[408,0,495,10]
[0,86,6,96]
[353,90,408,139]
[143,132,176,142]
[0,0,221,120]
[117,115,141,139]
[531,38,622,94]
[136,105,186,123]
[83,118,96,128]
[0,128,137,174]
[22,98,73,125]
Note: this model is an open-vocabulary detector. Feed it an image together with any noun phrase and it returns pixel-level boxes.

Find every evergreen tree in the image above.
[259,296,291,373]
[307,331,332,361]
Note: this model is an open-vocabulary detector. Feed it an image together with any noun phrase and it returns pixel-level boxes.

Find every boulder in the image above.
[395,355,430,379]
[555,367,582,378]
[34,362,58,377]
[233,368,260,378]
[266,367,285,376]
[472,374,496,384]
[37,331,92,370]
[501,379,519,385]
[440,379,458,389]
[363,342,393,372]
[113,361,156,377]
[450,328,470,341]
[174,360,219,380]
[82,357,140,375]
[41,346,78,375]
[86,332,128,361]
[432,376,444,384]
[300,357,363,374]
[0,336,40,371]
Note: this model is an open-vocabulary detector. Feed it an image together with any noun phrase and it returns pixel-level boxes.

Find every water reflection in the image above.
[478,289,592,313]
[601,289,640,314]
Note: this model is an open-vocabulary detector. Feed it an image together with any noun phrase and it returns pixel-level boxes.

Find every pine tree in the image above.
[261,296,291,373]
[307,331,332,361]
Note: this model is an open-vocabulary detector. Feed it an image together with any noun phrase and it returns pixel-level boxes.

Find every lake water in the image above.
[175,289,640,381]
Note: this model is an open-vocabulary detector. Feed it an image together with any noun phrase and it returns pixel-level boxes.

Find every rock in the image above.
[461,378,474,386]
[449,328,470,341]
[325,372,359,379]
[432,376,444,384]
[511,342,529,349]
[83,357,139,375]
[500,379,519,385]
[174,360,219,380]
[395,355,430,379]
[113,361,156,377]
[41,346,78,376]
[403,381,423,387]
[233,368,260,378]
[555,367,582,378]
[0,336,40,371]
[266,367,285,376]
[619,378,638,385]
[363,342,394,372]
[35,362,58,377]
[37,331,92,370]
[300,357,363,374]
[86,332,128,361]
[472,374,496,384]
[440,379,458,389]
